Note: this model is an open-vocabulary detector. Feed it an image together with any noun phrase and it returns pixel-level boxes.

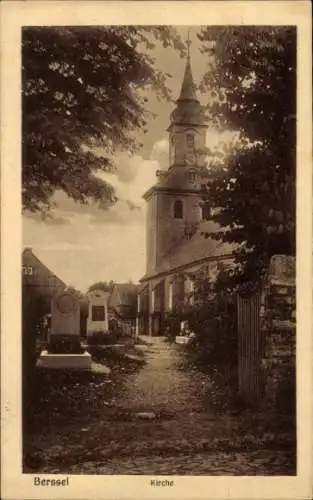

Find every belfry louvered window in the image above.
[174,200,183,219]
[201,202,211,220]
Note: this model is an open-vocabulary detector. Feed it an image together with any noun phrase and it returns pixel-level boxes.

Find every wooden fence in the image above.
[237,291,264,402]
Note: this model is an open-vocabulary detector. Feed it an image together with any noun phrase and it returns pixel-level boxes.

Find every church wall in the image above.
[141,254,236,335]
[146,193,157,273]
[156,191,202,265]
[164,275,172,313]
[170,125,206,167]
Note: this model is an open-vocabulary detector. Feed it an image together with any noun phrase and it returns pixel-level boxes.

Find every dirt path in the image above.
[25,336,296,475]
[114,336,213,412]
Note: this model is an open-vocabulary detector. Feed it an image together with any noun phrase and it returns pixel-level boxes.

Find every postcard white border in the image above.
[1,1,312,499]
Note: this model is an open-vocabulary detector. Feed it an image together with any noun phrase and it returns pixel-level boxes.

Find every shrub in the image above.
[165,292,237,366]
[87,330,118,345]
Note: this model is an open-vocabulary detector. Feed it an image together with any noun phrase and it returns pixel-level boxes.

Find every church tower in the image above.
[143,40,208,275]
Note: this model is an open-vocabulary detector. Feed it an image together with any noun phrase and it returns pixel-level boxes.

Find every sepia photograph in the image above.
[21,23,298,477]
[1,2,313,499]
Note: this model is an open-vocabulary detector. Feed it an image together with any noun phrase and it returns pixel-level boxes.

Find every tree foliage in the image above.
[88,281,115,293]
[164,265,237,364]
[199,27,296,283]
[23,26,184,213]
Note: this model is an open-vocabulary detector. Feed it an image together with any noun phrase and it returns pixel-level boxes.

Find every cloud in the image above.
[22,147,161,289]
[24,129,238,232]
[23,209,146,291]
[150,138,169,170]
[23,126,240,290]
[23,210,68,226]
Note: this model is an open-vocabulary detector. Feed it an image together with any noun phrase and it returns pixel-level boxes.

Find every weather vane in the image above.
[186,31,192,58]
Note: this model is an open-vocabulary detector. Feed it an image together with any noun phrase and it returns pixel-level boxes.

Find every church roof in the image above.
[169,52,205,127]
[140,222,237,282]
[178,56,198,102]
[111,283,138,307]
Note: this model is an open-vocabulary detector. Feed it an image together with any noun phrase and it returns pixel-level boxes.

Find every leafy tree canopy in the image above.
[23,26,185,213]
[199,27,296,283]
[88,281,115,293]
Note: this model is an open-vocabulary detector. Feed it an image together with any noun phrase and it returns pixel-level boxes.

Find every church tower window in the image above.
[174,199,183,219]
[187,134,195,148]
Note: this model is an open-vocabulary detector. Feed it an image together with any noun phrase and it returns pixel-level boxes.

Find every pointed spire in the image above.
[178,32,197,102]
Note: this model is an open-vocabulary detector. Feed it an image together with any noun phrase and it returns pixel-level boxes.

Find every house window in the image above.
[201,202,211,220]
[92,305,105,322]
[22,266,33,276]
[174,199,183,219]
[187,134,195,147]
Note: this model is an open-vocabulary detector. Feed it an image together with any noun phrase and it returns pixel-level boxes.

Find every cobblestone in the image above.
[42,450,295,475]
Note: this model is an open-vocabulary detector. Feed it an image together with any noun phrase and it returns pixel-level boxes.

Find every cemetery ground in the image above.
[23,336,296,475]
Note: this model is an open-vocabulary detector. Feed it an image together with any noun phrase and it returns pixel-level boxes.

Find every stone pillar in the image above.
[86,290,110,336]
[148,288,155,336]
[148,313,153,336]
[168,281,173,311]
[261,255,296,413]
[135,294,140,337]
[104,300,109,331]
[38,290,92,370]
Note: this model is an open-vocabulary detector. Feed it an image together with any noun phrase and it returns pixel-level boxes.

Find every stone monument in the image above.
[86,288,111,338]
[37,290,92,370]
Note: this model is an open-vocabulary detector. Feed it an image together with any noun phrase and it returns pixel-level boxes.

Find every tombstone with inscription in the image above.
[86,289,110,338]
[37,290,92,370]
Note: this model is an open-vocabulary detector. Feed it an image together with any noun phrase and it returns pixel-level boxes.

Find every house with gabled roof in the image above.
[22,247,66,296]
[22,247,67,342]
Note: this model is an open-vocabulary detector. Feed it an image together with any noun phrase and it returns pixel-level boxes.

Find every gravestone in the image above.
[87,289,110,338]
[37,290,92,370]
[51,291,80,340]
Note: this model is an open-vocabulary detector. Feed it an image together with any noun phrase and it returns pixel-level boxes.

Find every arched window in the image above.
[174,199,183,219]
[187,134,195,147]
[201,202,211,220]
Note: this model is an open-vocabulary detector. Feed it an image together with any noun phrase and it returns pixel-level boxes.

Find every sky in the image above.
[23,26,234,293]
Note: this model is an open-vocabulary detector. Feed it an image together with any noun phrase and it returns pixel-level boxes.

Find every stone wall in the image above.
[261,255,296,413]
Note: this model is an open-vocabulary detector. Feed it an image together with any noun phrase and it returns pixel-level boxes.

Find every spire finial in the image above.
[186,31,191,59]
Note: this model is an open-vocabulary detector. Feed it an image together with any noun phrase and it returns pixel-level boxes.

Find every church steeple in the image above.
[169,35,205,128]
[143,33,210,275]
[177,34,198,102]
[177,57,198,102]
[167,34,207,169]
